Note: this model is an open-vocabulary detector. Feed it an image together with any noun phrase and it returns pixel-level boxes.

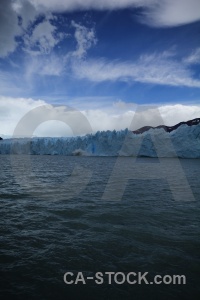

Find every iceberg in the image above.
[0,119,200,158]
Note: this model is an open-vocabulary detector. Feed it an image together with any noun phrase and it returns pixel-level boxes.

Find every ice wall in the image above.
[0,124,200,158]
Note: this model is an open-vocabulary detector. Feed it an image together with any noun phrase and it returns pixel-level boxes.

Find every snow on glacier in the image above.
[0,123,200,158]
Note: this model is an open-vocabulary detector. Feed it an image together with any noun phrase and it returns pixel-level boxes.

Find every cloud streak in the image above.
[29,0,152,12]
[72,51,200,88]
[184,48,200,65]
[28,0,200,27]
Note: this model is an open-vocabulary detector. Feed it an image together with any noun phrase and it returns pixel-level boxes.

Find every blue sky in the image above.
[0,0,200,136]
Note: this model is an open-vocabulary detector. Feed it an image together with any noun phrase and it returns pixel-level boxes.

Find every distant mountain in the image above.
[133,118,200,134]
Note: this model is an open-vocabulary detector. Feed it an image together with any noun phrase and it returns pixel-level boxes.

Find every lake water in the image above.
[0,155,200,299]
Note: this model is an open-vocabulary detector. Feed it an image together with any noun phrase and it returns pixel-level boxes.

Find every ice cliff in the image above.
[0,119,200,158]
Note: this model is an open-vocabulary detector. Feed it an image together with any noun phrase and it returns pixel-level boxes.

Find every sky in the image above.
[0,0,200,137]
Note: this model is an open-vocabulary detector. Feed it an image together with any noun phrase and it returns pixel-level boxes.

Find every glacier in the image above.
[0,122,200,158]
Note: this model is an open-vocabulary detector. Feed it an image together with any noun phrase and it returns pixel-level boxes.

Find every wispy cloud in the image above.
[28,0,152,12]
[72,51,200,88]
[23,20,97,79]
[71,21,97,59]
[0,70,24,95]
[184,48,200,65]
[1,46,200,97]
[25,54,65,79]
[1,1,200,96]
[0,18,97,94]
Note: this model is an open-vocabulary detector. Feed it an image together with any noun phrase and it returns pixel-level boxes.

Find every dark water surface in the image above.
[0,155,200,299]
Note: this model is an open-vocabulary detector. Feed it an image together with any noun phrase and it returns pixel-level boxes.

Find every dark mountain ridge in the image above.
[133,118,200,134]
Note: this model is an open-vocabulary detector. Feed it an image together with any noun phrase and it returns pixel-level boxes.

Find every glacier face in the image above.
[0,123,200,158]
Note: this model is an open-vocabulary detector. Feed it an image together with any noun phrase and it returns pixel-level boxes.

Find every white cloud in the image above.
[25,54,65,78]
[29,0,200,27]
[23,20,97,78]
[159,104,200,124]
[184,48,200,65]
[0,96,200,137]
[0,1,66,58]
[0,96,46,136]
[23,17,66,55]
[13,0,38,29]
[71,21,97,59]
[29,0,152,12]
[82,109,135,132]
[71,52,200,88]
[0,0,21,57]
[142,0,200,27]
[0,0,39,58]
